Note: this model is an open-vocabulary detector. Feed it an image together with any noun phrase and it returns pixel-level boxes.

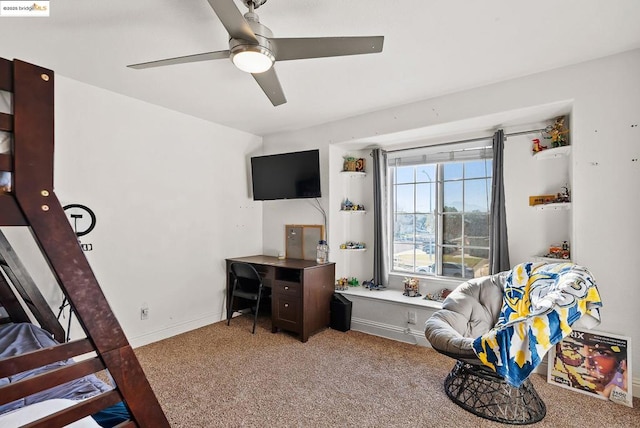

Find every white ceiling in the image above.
[1,0,639,137]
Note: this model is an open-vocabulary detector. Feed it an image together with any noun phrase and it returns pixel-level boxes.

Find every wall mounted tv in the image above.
[251,149,321,201]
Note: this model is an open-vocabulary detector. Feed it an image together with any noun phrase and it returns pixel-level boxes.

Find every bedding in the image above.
[0,399,101,427]
[472,262,602,387]
[0,323,112,415]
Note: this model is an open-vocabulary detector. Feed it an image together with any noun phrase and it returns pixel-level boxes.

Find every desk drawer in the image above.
[272,294,301,332]
[273,280,300,297]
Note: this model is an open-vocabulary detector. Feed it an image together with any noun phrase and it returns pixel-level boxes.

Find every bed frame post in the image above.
[2,59,169,426]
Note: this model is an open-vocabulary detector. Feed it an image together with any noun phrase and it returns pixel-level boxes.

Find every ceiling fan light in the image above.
[231,46,275,74]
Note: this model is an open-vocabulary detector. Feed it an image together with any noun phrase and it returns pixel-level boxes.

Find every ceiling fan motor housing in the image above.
[229,11,276,68]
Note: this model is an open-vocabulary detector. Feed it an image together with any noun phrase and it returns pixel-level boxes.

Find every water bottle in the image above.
[316,240,328,263]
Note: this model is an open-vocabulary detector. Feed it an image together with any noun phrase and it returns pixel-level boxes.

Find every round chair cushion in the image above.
[424,272,507,359]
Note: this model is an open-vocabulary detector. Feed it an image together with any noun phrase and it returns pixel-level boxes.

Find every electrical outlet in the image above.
[407,310,416,325]
[140,306,149,320]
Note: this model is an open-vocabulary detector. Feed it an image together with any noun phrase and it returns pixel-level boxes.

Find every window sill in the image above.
[336,287,443,310]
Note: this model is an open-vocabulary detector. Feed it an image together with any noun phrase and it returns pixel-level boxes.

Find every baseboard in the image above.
[128,311,223,348]
[350,316,430,347]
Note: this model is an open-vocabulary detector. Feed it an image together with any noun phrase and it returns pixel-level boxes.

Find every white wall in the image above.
[263,49,640,393]
[3,75,263,347]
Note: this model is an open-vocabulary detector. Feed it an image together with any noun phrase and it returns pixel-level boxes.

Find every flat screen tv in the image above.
[251,149,321,201]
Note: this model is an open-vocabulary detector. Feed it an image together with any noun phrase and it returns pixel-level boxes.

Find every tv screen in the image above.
[251,149,321,201]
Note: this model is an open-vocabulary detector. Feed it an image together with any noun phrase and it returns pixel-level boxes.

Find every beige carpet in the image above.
[135,315,639,427]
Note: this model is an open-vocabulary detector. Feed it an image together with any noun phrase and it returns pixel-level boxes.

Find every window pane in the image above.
[464,178,490,212]
[467,248,490,278]
[443,163,463,180]
[395,184,414,213]
[416,182,435,213]
[394,214,414,243]
[464,160,490,179]
[464,212,490,244]
[416,165,436,183]
[442,213,462,246]
[396,166,414,184]
[392,241,416,272]
[443,181,462,212]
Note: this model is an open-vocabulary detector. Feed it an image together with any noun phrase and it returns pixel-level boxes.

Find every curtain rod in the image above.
[385,127,547,154]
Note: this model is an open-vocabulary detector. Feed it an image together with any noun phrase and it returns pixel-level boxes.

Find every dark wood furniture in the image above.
[225,256,336,342]
[0,58,169,427]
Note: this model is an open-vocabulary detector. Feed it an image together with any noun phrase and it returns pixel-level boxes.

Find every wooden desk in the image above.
[225,256,336,342]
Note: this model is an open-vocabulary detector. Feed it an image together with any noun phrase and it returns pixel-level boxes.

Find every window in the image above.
[388,142,492,279]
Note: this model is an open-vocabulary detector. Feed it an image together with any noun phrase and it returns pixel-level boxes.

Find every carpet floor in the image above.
[135,315,639,427]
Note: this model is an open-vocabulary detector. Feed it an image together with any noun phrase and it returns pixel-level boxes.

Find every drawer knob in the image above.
[284,303,289,308]
[284,286,289,290]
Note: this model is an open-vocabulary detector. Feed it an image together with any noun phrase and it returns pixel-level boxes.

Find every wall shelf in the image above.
[340,248,367,252]
[340,171,366,178]
[340,210,367,214]
[535,202,571,211]
[533,145,571,160]
[533,256,572,263]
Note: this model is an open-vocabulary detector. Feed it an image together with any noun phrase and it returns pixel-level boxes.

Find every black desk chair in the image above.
[227,262,269,334]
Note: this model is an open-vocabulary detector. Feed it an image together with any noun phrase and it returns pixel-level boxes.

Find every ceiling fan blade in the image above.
[271,36,384,61]
[207,0,258,42]
[252,68,286,106]
[128,51,230,69]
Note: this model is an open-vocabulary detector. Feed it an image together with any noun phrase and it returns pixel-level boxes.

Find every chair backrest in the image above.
[424,272,507,359]
[230,262,263,294]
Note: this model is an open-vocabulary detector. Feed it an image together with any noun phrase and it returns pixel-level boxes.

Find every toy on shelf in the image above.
[343,156,366,172]
[424,288,452,302]
[363,279,386,290]
[529,186,570,206]
[335,277,350,290]
[554,186,571,203]
[340,198,365,211]
[532,138,548,154]
[403,277,421,297]
[544,241,570,260]
[340,241,366,250]
[544,116,570,148]
[335,277,360,290]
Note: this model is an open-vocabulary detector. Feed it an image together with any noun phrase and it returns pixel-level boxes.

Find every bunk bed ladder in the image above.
[0,58,170,427]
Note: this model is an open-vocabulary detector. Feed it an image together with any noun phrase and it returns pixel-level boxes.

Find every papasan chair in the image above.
[424,262,602,425]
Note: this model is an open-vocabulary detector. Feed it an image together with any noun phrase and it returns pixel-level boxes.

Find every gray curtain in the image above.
[372,148,389,286]
[489,129,510,273]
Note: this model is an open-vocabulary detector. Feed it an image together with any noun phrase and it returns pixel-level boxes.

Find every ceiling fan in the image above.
[127,0,384,106]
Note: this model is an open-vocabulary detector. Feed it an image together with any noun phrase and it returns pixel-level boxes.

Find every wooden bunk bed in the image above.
[0,58,169,427]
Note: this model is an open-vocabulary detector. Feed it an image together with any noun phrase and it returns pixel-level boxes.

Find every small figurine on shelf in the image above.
[424,288,452,302]
[355,158,366,172]
[403,277,421,297]
[362,278,385,290]
[545,116,569,147]
[545,242,570,260]
[348,277,359,286]
[343,156,357,172]
[554,186,571,203]
[335,277,349,291]
[341,198,354,211]
[532,138,548,154]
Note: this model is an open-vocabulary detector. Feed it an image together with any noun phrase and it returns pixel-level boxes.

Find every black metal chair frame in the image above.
[227,262,268,334]
[443,359,546,425]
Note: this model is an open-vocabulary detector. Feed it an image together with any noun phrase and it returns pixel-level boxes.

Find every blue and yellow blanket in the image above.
[472,262,602,387]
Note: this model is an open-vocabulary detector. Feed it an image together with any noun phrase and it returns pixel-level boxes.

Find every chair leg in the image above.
[252,295,261,334]
[227,295,234,326]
